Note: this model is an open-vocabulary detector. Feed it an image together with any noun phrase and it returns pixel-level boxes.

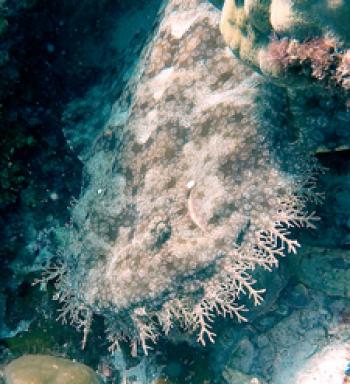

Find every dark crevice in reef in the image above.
[316,148,350,174]
[0,1,83,294]
[0,0,162,369]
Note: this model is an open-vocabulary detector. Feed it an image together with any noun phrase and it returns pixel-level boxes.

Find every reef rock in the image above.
[3,355,100,384]
[220,0,350,83]
[223,367,262,384]
[295,247,350,298]
[47,0,322,354]
[221,0,350,152]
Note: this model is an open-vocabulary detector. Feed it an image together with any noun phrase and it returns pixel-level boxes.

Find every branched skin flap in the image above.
[46,0,323,355]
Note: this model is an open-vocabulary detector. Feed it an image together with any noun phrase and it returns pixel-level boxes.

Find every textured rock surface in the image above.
[296,247,350,297]
[212,277,350,384]
[223,368,262,384]
[3,355,100,384]
[293,343,350,384]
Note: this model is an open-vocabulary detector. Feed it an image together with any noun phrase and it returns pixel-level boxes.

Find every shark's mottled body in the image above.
[50,0,322,354]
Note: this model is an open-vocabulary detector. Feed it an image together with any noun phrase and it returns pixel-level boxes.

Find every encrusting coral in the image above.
[220,0,350,86]
[42,0,325,355]
[221,0,350,154]
[4,354,100,384]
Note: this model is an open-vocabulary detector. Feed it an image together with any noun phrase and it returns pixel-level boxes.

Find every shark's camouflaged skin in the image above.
[49,0,322,354]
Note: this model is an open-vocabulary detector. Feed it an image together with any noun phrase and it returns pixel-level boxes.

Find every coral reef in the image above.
[46,0,323,355]
[2,0,350,383]
[3,354,100,384]
[220,0,350,83]
[221,0,350,152]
